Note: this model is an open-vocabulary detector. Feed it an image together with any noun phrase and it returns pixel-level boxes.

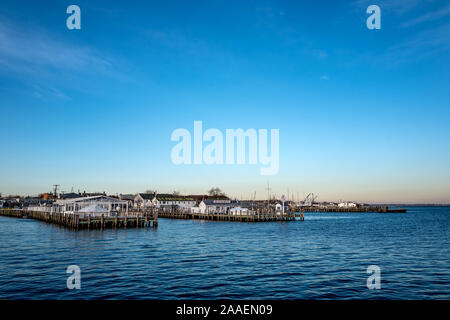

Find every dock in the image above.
[158,208,305,222]
[299,206,407,213]
[0,208,158,230]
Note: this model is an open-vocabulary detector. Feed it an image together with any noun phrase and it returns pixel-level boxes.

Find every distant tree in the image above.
[173,190,180,196]
[145,190,156,194]
[208,187,225,197]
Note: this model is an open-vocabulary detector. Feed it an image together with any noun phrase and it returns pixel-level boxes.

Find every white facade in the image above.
[338,202,357,208]
[203,199,234,214]
[152,197,196,209]
[191,201,207,214]
[77,204,111,218]
[134,194,196,209]
[275,202,290,215]
[191,200,236,214]
[230,207,250,216]
[55,196,128,215]
[134,194,154,208]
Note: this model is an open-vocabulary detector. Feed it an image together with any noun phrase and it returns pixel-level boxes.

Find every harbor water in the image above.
[0,206,448,299]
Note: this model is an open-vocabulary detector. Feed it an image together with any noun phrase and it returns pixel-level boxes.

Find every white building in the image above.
[135,193,196,209]
[55,195,128,216]
[119,194,136,207]
[230,207,250,216]
[77,204,111,218]
[206,199,234,214]
[191,201,207,214]
[338,202,357,208]
[153,194,196,209]
[275,202,290,214]
[190,199,238,214]
[134,193,154,208]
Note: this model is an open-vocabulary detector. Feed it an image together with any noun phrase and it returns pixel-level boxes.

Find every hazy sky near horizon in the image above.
[1,0,449,203]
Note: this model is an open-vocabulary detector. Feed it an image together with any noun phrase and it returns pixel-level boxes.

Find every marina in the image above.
[0,206,304,229]
[0,190,407,229]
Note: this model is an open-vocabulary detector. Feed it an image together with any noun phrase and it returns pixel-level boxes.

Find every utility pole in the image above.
[266,181,271,212]
[251,191,256,211]
[53,184,60,198]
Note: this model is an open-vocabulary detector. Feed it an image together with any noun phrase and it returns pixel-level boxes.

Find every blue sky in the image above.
[0,0,449,203]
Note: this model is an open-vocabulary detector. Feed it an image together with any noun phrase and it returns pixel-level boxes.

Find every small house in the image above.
[202,199,235,214]
[230,207,250,216]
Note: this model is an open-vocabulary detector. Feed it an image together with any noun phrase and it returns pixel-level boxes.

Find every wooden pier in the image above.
[158,208,305,222]
[0,207,305,227]
[299,206,407,213]
[0,208,158,230]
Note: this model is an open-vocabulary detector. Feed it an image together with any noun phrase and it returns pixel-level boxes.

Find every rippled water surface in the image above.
[0,207,449,299]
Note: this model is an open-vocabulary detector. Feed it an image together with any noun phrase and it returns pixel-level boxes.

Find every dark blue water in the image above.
[0,207,448,299]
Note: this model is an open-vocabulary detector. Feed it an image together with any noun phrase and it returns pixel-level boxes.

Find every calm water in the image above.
[0,207,448,299]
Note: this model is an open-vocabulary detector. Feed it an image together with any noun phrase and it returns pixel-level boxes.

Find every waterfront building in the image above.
[338,202,358,208]
[229,207,250,216]
[55,195,128,215]
[152,194,196,209]
[188,194,230,202]
[134,193,154,208]
[77,204,111,218]
[119,194,136,207]
[135,193,196,209]
[275,202,289,214]
[190,201,207,214]
[191,199,236,214]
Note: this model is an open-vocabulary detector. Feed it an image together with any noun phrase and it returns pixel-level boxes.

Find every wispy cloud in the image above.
[352,0,423,14]
[315,50,328,60]
[143,29,211,57]
[401,5,450,27]
[390,23,450,57]
[348,0,450,65]
[0,18,123,99]
[30,84,69,100]
[0,20,112,73]
[366,23,450,65]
